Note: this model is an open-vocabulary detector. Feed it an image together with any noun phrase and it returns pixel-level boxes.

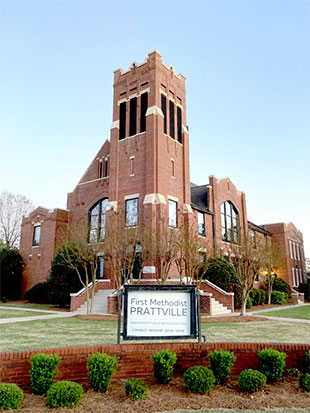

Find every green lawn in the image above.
[1,317,310,352]
[257,305,310,320]
[0,308,49,319]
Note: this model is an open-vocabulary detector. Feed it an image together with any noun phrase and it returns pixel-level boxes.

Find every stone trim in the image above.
[143,193,167,205]
[145,106,164,117]
[106,201,118,212]
[111,120,120,130]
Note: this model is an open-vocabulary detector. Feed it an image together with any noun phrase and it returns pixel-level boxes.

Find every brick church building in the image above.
[19,51,306,300]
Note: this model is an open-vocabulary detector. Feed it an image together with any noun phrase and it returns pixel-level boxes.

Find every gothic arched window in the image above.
[89,198,108,243]
[221,201,239,243]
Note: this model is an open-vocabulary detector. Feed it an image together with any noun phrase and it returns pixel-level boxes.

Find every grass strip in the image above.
[258,305,310,320]
[0,318,310,352]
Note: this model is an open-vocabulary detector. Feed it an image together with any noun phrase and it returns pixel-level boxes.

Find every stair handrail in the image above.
[70,279,110,297]
[201,280,234,296]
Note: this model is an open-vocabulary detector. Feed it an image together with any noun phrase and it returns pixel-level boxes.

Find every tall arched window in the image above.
[89,198,108,243]
[221,201,239,243]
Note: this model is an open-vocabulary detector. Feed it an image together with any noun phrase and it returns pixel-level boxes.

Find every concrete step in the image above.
[210,297,232,315]
[76,289,115,314]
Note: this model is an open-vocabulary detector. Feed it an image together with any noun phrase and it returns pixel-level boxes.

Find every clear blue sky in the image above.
[0,0,309,256]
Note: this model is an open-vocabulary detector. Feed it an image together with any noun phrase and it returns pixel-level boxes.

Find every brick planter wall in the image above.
[1,342,309,391]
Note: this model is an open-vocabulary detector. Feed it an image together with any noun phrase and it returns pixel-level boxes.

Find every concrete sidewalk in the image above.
[0,306,77,324]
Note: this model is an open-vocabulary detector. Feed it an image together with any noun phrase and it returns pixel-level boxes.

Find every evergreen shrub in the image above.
[258,348,286,383]
[250,289,266,306]
[87,353,117,392]
[305,350,310,374]
[46,381,83,408]
[183,366,215,394]
[0,383,23,410]
[30,353,60,395]
[246,297,252,309]
[152,349,177,385]
[299,373,310,392]
[24,282,49,303]
[208,350,236,385]
[273,277,291,297]
[271,290,287,305]
[124,378,148,400]
[238,369,266,393]
[47,244,87,307]
[0,243,23,300]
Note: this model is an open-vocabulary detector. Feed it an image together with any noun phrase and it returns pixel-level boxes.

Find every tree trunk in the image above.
[86,286,90,314]
[240,289,248,316]
[90,280,96,314]
[267,287,272,305]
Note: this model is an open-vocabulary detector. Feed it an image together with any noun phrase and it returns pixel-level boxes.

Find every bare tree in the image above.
[141,219,178,284]
[262,242,286,304]
[0,190,34,248]
[175,223,210,287]
[56,221,99,314]
[225,233,266,316]
[103,210,151,290]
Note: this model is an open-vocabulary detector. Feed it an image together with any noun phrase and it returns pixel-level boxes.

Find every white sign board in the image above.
[123,286,196,339]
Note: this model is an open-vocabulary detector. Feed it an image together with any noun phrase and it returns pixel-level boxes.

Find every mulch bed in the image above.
[16,376,310,412]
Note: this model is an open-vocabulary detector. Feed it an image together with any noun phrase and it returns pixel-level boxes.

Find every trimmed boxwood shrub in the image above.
[305,350,310,374]
[299,373,310,392]
[249,289,259,306]
[152,349,177,385]
[124,378,148,400]
[30,353,60,395]
[250,289,266,306]
[0,383,23,410]
[46,380,83,408]
[24,281,49,303]
[238,369,266,393]
[246,297,252,309]
[258,348,286,383]
[273,277,291,297]
[87,353,117,392]
[271,290,288,305]
[183,366,215,394]
[209,350,236,385]
[259,289,267,305]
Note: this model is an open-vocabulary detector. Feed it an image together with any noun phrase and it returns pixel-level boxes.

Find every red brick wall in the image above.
[19,207,69,296]
[262,222,306,287]
[1,342,309,390]
[208,176,248,252]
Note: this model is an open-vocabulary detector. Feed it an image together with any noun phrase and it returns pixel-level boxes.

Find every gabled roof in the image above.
[190,184,209,213]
